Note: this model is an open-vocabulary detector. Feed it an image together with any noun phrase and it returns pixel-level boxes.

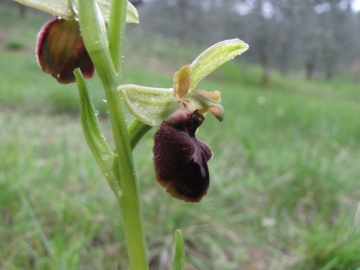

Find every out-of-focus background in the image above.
[1,0,360,269]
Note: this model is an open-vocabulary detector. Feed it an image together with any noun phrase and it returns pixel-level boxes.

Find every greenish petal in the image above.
[189,39,249,91]
[185,92,225,121]
[119,84,180,126]
[14,0,139,23]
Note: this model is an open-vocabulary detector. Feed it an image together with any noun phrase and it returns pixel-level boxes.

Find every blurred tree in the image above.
[136,0,360,80]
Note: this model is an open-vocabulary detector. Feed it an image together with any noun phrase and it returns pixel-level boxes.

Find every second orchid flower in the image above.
[119,39,249,202]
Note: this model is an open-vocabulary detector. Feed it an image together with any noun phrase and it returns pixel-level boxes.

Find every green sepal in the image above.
[172,229,186,270]
[119,84,180,126]
[80,0,140,23]
[74,69,121,199]
[14,0,75,19]
[14,0,139,23]
[189,39,249,91]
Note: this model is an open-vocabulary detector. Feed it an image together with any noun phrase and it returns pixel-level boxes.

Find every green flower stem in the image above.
[78,0,149,269]
[107,90,149,270]
[78,0,117,85]
[128,118,152,149]
[108,0,127,74]
[74,69,120,199]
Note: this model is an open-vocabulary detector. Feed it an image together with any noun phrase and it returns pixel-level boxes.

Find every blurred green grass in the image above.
[1,4,360,270]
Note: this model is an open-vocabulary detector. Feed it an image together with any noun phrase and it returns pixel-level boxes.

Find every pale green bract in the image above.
[13,0,139,23]
[120,85,179,127]
[189,39,249,91]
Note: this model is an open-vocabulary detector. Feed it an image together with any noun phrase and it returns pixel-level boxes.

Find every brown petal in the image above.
[153,111,212,202]
[173,65,191,99]
[36,18,94,84]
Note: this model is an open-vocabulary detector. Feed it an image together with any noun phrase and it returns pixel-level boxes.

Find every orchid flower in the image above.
[14,0,139,83]
[119,39,249,202]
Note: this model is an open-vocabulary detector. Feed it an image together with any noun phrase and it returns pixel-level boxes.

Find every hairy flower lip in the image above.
[153,111,212,203]
[36,18,95,84]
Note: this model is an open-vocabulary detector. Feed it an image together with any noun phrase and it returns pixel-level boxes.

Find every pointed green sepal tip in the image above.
[172,229,185,270]
[124,1,140,24]
[119,84,180,126]
[14,0,139,23]
[189,38,249,91]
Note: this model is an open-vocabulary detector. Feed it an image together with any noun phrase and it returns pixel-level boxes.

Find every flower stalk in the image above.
[78,0,148,269]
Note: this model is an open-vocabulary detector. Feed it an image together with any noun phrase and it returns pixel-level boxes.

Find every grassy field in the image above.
[1,4,360,270]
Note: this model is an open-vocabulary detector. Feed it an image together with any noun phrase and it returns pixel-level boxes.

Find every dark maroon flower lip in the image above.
[153,110,212,203]
[36,18,94,84]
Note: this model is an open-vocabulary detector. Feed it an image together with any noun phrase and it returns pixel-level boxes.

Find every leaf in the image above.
[189,39,249,91]
[74,69,120,198]
[14,0,139,23]
[119,84,180,126]
[172,230,186,270]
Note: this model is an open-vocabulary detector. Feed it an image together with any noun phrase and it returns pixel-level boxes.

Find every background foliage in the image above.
[1,1,360,269]
[138,0,360,83]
